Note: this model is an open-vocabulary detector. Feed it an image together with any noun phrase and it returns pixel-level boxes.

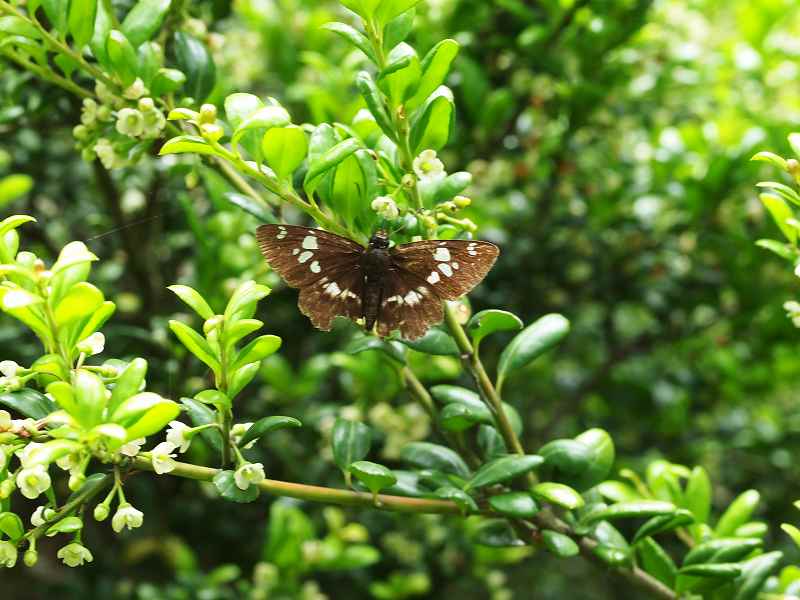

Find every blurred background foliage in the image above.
[3,0,800,597]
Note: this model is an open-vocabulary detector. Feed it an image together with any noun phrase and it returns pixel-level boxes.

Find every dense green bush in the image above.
[2,1,800,598]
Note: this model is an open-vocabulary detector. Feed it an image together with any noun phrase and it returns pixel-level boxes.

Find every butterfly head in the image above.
[368,230,390,250]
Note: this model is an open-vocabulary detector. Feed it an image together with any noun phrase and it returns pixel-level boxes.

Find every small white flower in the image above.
[151,442,177,474]
[120,437,146,457]
[234,462,265,491]
[15,442,43,467]
[112,502,144,533]
[0,361,19,377]
[56,452,80,472]
[231,422,256,449]
[80,98,97,125]
[142,108,166,138]
[371,196,400,220]
[123,77,147,100]
[77,332,105,356]
[94,138,126,170]
[413,149,446,183]
[166,421,192,453]
[31,506,48,527]
[57,542,93,567]
[0,540,17,568]
[116,108,145,137]
[16,464,51,499]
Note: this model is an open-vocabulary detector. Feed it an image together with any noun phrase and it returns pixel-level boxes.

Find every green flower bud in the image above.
[401,173,416,188]
[0,479,14,499]
[73,125,89,141]
[94,502,110,522]
[123,77,147,100]
[201,122,224,142]
[199,103,217,125]
[454,195,472,208]
[68,471,86,491]
[97,105,113,122]
[203,315,224,335]
[137,97,155,112]
[23,548,38,567]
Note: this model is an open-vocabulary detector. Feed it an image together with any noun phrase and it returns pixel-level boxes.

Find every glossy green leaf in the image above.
[379,43,420,103]
[346,336,406,364]
[760,194,796,244]
[159,135,217,156]
[109,358,147,413]
[71,369,107,427]
[488,492,540,518]
[684,466,712,524]
[684,537,763,566]
[715,489,760,537]
[41,0,69,34]
[782,523,800,548]
[121,0,171,47]
[233,335,282,370]
[0,389,56,420]
[169,320,221,373]
[54,282,103,327]
[472,519,523,547]
[467,309,523,346]
[733,552,784,600]
[410,88,455,153]
[465,454,543,490]
[77,300,115,341]
[349,460,397,495]
[151,68,186,96]
[304,137,361,194]
[322,22,376,63]
[375,0,423,24]
[46,515,83,537]
[168,285,215,320]
[632,509,695,544]
[397,327,459,356]
[231,105,292,150]
[106,29,139,86]
[238,416,301,448]
[497,313,570,390]
[0,16,42,40]
[542,530,579,557]
[213,470,260,503]
[224,93,263,128]
[439,403,484,432]
[181,397,222,452]
[173,31,216,102]
[261,125,307,181]
[224,280,270,322]
[637,538,677,587]
[68,0,96,47]
[228,362,260,399]
[433,486,478,514]
[680,563,742,579]
[582,501,676,525]
[124,400,180,440]
[0,512,24,541]
[533,482,584,510]
[408,38,459,111]
[26,439,81,466]
[400,442,470,477]
[332,419,371,473]
[356,71,395,140]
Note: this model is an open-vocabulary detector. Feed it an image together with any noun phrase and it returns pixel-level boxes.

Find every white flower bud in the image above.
[77,332,105,356]
[119,437,146,457]
[57,542,93,567]
[234,462,265,491]
[112,502,144,533]
[123,77,147,100]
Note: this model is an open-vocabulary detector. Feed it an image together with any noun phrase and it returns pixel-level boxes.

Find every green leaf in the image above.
[571,428,615,491]
[72,369,107,427]
[783,523,800,548]
[684,466,712,524]
[397,327,459,356]
[466,310,522,347]
[77,301,115,341]
[733,552,783,600]
[755,238,796,260]
[434,171,472,203]
[751,151,788,171]
[637,538,677,587]
[213,470,260,503]
[0,512,24,542]
[339,0,380,21]
[410,88,455,153]
[378,43,420,103]
[756,181,800,207]
[332,419,371,473]
[173,31,216,102]
[231,105,292,150]
[439,403,484,432]
[349,460,397,495]
[224,280,270,322]
[465,454,543,490]
[715,490,760,537]
[151,68,186,96]
[225,93,263,128]
[400,442,470,477]
[542,530,579,557]
[54,282,104,327]
[169,320,221,374]
[168,285,215,320]
[322,22,376,64]
[221,318,264,349]
[41,0,69,34]
[159,135,217,156]
[591,521,631,566]
[261,125,307,180]
[383,6,415,49]
[356,71,395,141]
[684,538,763,566]
[109,358,147,414]
[90,0,113,67]
[46,515,83,536]
[121,0,171,47]
[488,492,540,518]
[228,362,260,398]
[0,174,33,208]
[632,509,695,544]
[346,336,406,364]
[680,563,742,579]
[375,0,423,25]
[237,416,301,448]
[533,482,584,510]
[497,313,570,390]
[582,501,676,525]
[0,214,35,238]
[26,439,81,466]
[106,29,139,86]
[225,192,277,223]
[472,519,523,547]
[233,335,281,370]
[124,399,180,440]
[408,39,459,111]
[0,389,56,420]
[68,0,97,47]
[181,397,222,452]
[760,193,796,243]
[304,137,361,194]
[0,16,42,40]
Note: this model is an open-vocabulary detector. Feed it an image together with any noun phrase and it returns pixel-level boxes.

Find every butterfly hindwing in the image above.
[377,268,443,340]
[390,240,500,301]
[256,224,364,288]
[298,266,364,331]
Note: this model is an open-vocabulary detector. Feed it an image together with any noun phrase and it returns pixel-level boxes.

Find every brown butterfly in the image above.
[256,224,499,340]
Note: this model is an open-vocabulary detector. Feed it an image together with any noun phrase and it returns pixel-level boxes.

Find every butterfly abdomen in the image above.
[361,246,392,332]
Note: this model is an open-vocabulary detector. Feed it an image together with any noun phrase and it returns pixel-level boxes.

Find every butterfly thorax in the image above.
[361,233,393,331]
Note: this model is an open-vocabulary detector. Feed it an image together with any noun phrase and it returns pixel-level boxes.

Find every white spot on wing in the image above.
[277,226,287,240]
[434,247,451,262]
[302,235,319,250]
[292,248,300,256]
[324,281,341,296]
[298,251,313,263]
[310,260,321,273]
[452,262,459,270]
[404,291,421,305]
[438,263,453,277]
[427,271,440,284]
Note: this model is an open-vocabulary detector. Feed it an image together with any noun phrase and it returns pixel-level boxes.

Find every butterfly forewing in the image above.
[256,224,364,288]
[391,240,500,301]
[298,265,364,331]
[377,269,443,340]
